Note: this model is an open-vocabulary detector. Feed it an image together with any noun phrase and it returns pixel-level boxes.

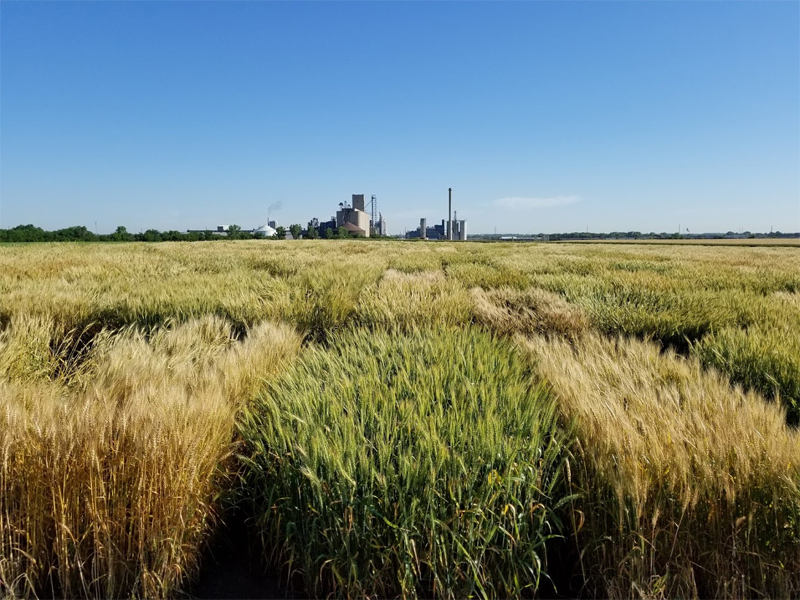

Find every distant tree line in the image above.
[545,231,798,240]
[0,224,233,243]
[7,223,791,243]
[470,230,799,241]
[0,223,387,243]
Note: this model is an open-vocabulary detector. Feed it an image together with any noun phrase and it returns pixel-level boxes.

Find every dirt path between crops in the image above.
[191,516,301,600]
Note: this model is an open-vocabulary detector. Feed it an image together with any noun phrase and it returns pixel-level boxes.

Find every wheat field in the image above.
[1,240,798,598]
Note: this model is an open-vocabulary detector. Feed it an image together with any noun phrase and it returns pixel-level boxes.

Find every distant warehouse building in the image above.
[186,224,277,237]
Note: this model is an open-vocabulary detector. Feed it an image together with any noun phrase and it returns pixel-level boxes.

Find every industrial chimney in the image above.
[448,188,452,241]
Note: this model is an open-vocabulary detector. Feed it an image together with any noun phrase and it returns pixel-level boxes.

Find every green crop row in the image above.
[239,327,571,599]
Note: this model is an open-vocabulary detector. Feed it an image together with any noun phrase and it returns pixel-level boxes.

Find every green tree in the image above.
[336,226,350,239]
[289,224,302,239]
[228,224,242,240]
[6,224,46,242]
[113,226,133,241]
[274,226,286,240]
[306,226,318,239]
[324,227,335,239]
[54,226,95,241]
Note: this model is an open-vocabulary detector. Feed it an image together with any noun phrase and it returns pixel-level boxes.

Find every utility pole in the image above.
[448,188,453,241]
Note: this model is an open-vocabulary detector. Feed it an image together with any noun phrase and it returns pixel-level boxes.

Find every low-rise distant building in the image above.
[186,224,277,237]
[186,225,232,236]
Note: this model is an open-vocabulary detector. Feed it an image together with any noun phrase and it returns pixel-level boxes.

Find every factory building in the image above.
[405,190,467,241]
[317,218,337,236]
[375,213,388,237]
[336,194,371,237]
[406,217,467,241]
[194,191,386,241]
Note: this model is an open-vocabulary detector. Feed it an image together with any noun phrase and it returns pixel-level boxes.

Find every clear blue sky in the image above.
[1,1,798,234]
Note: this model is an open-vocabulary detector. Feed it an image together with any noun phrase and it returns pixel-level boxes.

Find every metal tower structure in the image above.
[367,194,378,234]
[370,195,378,227]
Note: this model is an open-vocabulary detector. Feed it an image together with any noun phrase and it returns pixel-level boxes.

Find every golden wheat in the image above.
[0,315,301,598]
[521,333,800,598]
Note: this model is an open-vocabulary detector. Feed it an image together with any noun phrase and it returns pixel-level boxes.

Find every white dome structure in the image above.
[253,224,277,237]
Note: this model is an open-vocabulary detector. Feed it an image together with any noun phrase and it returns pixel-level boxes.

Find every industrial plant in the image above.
[334,194,387,237]
[186,188,472,240]
[309,194,387,238]
[405,188,468,241]
[406,217,467,241]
